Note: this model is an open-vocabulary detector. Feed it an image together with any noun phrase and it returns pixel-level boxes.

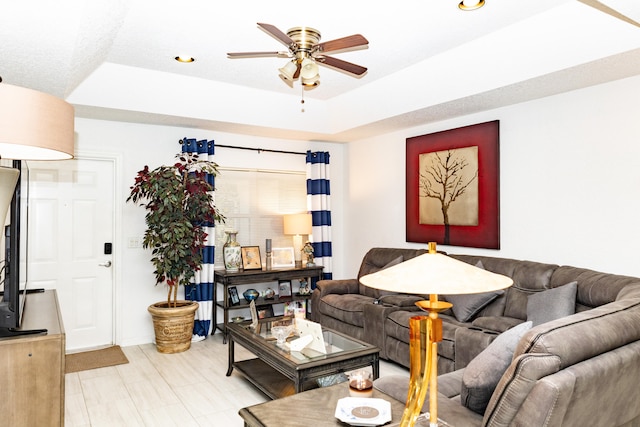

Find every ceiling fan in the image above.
[227,23,369,88]
[577,0,640,28]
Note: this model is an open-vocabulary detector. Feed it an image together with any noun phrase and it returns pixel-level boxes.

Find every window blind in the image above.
[213,168,307,267]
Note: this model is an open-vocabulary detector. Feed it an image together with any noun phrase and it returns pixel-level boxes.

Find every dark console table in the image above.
[213,266,324,342]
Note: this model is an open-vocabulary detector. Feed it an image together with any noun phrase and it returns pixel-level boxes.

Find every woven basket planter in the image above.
[148,300,199,354]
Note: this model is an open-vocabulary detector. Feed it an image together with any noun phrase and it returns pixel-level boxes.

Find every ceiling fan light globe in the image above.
[302,74,320,87]
[300,58,319,79]
[278,61,298,81]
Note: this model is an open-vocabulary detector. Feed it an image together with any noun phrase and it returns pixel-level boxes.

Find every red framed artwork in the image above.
[406,120,500,249]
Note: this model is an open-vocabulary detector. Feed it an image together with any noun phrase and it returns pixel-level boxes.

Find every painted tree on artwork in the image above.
[419,147,478,244]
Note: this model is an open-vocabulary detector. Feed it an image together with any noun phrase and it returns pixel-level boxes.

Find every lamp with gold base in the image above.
[360,243,513,427]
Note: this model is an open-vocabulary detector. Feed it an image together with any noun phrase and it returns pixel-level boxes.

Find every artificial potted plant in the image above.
[127,152,225,353]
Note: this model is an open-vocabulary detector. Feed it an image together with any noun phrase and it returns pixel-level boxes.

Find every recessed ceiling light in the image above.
[175,56,195,63]
[459,0,485,10]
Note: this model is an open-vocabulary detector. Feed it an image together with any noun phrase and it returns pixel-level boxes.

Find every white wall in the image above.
[346,75,640,279]
[73,118,345,346]
[66,73,640,346]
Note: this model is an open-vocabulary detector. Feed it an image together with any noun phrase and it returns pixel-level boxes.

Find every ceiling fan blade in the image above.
[293,63,301,79]
[317,55,367,76]
[315,34,369,54]
[227,51,289,58]
[577,0,640,28]
[257,23,296,47]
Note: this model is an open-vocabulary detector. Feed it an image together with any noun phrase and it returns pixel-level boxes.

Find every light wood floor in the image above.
[64,333,409,426]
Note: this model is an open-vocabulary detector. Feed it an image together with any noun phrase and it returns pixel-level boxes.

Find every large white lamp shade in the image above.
[360,252,513,295]
[0,83,75,160]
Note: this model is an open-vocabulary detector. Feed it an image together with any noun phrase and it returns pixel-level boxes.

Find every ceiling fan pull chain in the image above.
[300,85,305,113]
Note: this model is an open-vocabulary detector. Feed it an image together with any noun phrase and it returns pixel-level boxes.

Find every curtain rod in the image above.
[216,144,307,156]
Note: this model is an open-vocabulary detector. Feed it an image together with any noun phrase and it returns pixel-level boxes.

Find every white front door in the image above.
[26,158,115,350]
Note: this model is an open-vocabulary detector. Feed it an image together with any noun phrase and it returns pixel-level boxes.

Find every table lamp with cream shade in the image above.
[283,213,312,267]
[359,243,513,427]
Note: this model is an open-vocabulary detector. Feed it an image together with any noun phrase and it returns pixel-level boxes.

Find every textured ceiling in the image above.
[2,0,640,142]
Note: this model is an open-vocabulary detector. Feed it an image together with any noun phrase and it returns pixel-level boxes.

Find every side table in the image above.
[239,382,456,427]
[213,266,324,342]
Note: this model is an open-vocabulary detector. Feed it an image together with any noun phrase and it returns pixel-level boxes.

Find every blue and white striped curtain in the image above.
[181,138,216,340]
[306,151,333,281]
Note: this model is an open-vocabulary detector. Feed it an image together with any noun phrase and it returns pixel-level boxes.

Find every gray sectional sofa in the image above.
[310,247,427,346]
[311,247,640,425]
[374,289,640,426]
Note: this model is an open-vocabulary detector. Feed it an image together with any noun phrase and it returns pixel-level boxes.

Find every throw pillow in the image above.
[461,321,533,415]
[445,290,504,323]
[526,281,577,326]
[444,260,503,323]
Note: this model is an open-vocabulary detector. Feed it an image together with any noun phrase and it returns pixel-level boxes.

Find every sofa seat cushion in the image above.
[438,369,464,398]
[373,372,462,411]
[317,294,374,328]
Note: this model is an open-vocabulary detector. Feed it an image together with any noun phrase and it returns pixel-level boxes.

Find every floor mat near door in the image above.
[65,345,129,373]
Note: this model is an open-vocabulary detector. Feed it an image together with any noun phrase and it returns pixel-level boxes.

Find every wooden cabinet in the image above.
[0,290,65,427]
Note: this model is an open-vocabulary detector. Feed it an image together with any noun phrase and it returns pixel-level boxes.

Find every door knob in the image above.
[99,261,112,267]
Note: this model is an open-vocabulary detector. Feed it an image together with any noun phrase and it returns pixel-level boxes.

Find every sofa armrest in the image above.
[310,278,359,322]
[315,278,359,297]
[363,303,404,359]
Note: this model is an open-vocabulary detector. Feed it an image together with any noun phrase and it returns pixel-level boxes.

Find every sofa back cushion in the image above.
[357,248,427,297]
[551,265,640,311]
[450,255,559,320]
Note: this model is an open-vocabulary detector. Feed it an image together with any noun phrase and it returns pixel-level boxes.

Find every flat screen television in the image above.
[0,161,45,337]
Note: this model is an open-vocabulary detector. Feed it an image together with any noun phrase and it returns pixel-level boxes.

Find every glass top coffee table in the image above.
[226,318,380,399]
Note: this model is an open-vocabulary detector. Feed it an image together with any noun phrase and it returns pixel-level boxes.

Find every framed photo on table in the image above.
[227,286,240,305]
[272,247,295,268]
[257,305,274,319]
[241,246,262,270]
[278,280,292,297]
